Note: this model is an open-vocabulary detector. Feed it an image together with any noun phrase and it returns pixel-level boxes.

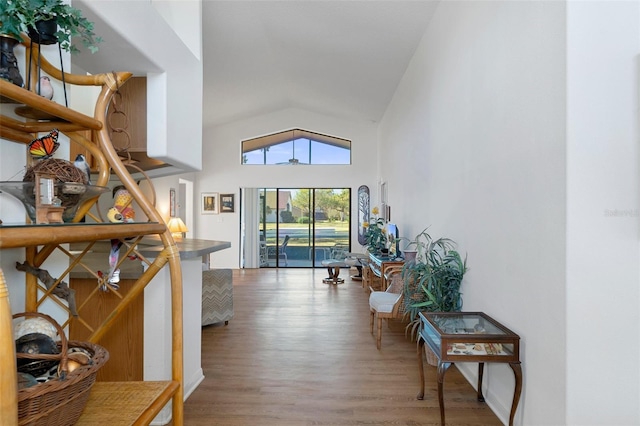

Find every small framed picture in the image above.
[220,193,235,213]
[201,192,219,214]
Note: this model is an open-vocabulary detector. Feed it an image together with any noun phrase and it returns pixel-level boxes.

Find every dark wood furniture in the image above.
[368,252,404,290]
[417,311,522,426]
[321,259,349,284]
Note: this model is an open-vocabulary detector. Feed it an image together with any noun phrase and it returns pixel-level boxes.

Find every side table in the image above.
[321,259,349,284]
[345,252,368,281]
[417,311,522,426]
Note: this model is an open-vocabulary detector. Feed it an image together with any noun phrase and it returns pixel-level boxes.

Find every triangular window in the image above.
[242,129,351,165]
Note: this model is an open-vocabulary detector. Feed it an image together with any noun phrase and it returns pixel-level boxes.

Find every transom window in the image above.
[242,128,351,165]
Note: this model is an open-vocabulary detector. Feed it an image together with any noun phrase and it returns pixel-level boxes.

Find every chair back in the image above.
[384,266,406,315]
[280,235,290,252]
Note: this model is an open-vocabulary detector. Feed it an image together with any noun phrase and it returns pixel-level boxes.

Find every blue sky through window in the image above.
[243,134,351,165]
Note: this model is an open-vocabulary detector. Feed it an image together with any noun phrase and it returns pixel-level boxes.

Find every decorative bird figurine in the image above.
[107,207,124,223]
[38,76,54,100]
[74,154,91,184]
[113,185,135,222]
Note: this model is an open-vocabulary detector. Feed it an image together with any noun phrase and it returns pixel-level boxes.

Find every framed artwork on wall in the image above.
[169,188,176,217]
[201,192,219,214]
[357,185,369,245]
[220,193,235,213]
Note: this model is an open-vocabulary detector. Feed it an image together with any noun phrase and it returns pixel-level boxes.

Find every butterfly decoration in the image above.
[28,129,59,160]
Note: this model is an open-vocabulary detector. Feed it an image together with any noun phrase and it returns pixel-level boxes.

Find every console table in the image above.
[367,252,404,290]
[417,311,522,426]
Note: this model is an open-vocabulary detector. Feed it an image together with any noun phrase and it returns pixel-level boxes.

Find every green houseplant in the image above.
[401,229,468,340]
[363,206,389,254]
[0,0,102,53]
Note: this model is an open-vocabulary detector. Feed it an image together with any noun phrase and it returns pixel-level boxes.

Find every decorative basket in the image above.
[14,312,109,426]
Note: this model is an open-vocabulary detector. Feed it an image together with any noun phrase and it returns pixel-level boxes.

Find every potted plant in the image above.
[401,230,467,346]
[398,227,451,261]
[363,206,388,254]
[0,0,28,86]
[0,0,102,54]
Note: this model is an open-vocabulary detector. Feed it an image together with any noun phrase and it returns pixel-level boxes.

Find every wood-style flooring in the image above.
[182,268,502,425]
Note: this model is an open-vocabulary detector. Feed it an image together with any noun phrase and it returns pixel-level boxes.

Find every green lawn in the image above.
[263,220,350,247]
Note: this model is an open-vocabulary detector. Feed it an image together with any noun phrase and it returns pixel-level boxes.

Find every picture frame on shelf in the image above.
[220,193,235,213]
[201,192,218,214]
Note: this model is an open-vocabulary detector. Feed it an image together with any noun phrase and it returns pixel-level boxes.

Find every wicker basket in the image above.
[14,312,109,426]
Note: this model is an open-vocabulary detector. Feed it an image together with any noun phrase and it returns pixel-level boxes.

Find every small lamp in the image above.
[167,216,188,239]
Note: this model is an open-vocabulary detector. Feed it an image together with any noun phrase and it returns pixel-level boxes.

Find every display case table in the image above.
[417,311,522,426]
[367,252,404,290]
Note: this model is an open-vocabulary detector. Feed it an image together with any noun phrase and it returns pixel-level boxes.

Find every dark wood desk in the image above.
[368,252,404,290]
[417,311,522,426]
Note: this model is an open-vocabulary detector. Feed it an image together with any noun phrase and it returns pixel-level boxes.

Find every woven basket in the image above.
[14,312,109,426]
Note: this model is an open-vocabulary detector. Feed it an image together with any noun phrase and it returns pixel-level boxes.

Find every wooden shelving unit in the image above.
[0,41,183,425]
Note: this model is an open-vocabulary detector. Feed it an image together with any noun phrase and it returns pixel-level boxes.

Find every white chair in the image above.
[267,235,289,266]
[369,265,405,349]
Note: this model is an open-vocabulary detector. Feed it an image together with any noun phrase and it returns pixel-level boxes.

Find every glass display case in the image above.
[417,311,522,426]
[420,311,519,361]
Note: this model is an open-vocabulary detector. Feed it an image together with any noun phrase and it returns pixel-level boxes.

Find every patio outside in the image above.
[260,188,351,268]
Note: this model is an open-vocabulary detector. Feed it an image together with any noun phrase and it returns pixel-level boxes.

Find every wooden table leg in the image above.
[437,361,452,426]
[508,362,523,426]
[417,337,425,400]
[323,266,345,284]
[477,362,485,402]
[325,266,333,280]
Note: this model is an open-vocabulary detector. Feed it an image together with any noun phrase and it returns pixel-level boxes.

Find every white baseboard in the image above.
[457,363,509,426]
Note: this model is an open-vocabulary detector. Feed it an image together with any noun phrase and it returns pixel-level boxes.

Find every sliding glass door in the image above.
[258,188,350,268]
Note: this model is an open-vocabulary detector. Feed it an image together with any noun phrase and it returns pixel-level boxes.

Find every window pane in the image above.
[241,128,350,165]
[310,141,350,165]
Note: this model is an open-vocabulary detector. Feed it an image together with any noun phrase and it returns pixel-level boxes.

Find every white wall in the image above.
[152,0,202,61]
[380,2,567,424]
[76,0,203,172]
[1,43,72,318]
[566,1,640,424]
[197,107,378,268]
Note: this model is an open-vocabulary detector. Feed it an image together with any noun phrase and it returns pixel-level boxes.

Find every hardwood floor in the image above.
[182,268,502,425]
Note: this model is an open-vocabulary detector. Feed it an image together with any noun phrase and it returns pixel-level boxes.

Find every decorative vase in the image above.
[403,250,417,262]
[28,19,59,45]
[0,35,24,88]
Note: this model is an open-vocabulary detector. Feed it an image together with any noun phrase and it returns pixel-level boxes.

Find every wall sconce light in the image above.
[167,216,188,239]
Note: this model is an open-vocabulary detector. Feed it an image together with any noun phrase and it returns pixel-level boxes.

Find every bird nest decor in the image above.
[22,159,87,213]
[23,159,88,185]
[0,159,108,223]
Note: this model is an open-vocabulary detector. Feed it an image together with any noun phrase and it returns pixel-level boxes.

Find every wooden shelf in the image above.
[0,222,167,249]
[0,48,184,425]
[77,381,179,425]
[0,79,103,144]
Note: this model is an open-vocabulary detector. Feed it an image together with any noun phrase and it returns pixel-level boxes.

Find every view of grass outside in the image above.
[260,188,351,266]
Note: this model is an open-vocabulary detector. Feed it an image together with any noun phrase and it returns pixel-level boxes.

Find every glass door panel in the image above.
[279,188,311,267]
[313,189,350,263]
[258,187,350,268]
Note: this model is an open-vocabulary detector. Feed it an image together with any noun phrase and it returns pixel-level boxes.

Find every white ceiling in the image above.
[202,1,438,128]
[73,1,438,129]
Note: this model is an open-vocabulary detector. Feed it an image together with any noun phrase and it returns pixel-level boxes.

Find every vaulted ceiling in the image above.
[202,1,438,127]
[73,1,438,130]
